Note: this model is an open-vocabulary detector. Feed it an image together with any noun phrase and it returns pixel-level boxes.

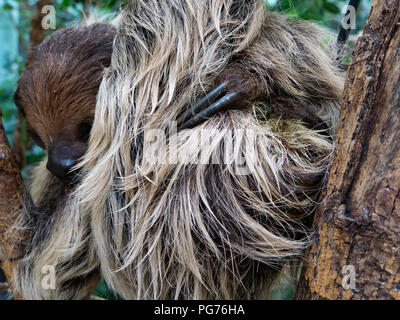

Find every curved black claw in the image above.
[177,80,332,139]
[178,83,236,131]
[178,91,239,131]
[179,83,227,125]
[178,67,262,131]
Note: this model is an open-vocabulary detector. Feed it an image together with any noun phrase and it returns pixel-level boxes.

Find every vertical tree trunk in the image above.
[296,0,400,299]
[0,109,27,297]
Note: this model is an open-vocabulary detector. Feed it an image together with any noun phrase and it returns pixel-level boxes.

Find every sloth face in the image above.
[13,23,116,183]
[14,84,94,182]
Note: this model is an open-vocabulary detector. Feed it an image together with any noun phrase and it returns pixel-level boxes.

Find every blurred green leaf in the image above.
[61,0,70,8]
[323,0,340,14]
[93,280,121,300]
[2,3,12,10]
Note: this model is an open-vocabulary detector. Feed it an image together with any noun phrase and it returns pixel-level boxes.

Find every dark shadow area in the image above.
[0,267,12,300]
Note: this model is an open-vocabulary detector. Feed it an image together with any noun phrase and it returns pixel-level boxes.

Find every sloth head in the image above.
[14,23,116,182]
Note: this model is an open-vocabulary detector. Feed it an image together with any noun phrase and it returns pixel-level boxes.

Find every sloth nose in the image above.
[47,143,81,181]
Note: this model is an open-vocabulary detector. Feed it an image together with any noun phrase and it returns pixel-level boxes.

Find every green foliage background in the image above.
[0,0,372,299]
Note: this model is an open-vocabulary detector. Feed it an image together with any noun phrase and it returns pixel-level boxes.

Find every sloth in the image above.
[7,0,344,299]
[8,21,116,298]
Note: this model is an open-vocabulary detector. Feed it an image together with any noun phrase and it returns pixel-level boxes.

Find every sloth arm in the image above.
[178,67,329,132]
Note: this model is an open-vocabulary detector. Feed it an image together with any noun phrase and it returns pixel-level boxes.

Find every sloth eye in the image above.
[28,130,45,149]
[19,107,25,117]
[78,122,92,142]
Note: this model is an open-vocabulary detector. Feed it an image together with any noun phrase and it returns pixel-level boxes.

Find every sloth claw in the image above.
[178,68,330,138]
[178,87,239,130]
[178,69,257,130]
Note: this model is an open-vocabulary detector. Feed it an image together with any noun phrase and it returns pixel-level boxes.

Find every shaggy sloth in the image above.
[10,0,344,299]
[9,22,116,298]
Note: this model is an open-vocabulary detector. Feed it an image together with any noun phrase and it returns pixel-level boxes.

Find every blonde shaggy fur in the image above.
[11,0,344,299]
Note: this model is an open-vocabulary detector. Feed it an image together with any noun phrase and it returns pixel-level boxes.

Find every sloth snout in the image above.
[47,142,84,182]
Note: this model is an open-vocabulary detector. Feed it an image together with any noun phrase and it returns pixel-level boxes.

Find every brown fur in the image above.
[76,0,344,299]
[14,23,116,166]
[8,1,344,300]
[10,22,116,299]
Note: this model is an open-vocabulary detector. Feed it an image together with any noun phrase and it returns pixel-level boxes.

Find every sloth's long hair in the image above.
[12,0,344,299]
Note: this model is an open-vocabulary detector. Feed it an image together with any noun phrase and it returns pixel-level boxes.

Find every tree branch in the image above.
[0,108,28,293]
[296,0,400,300]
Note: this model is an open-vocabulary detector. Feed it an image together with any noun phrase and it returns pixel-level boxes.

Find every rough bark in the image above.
[0,109,28,293]
[296,0,400,300]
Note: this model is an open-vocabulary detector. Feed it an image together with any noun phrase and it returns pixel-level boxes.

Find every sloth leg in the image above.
[178,67,329,133]
[178,68,260,130]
